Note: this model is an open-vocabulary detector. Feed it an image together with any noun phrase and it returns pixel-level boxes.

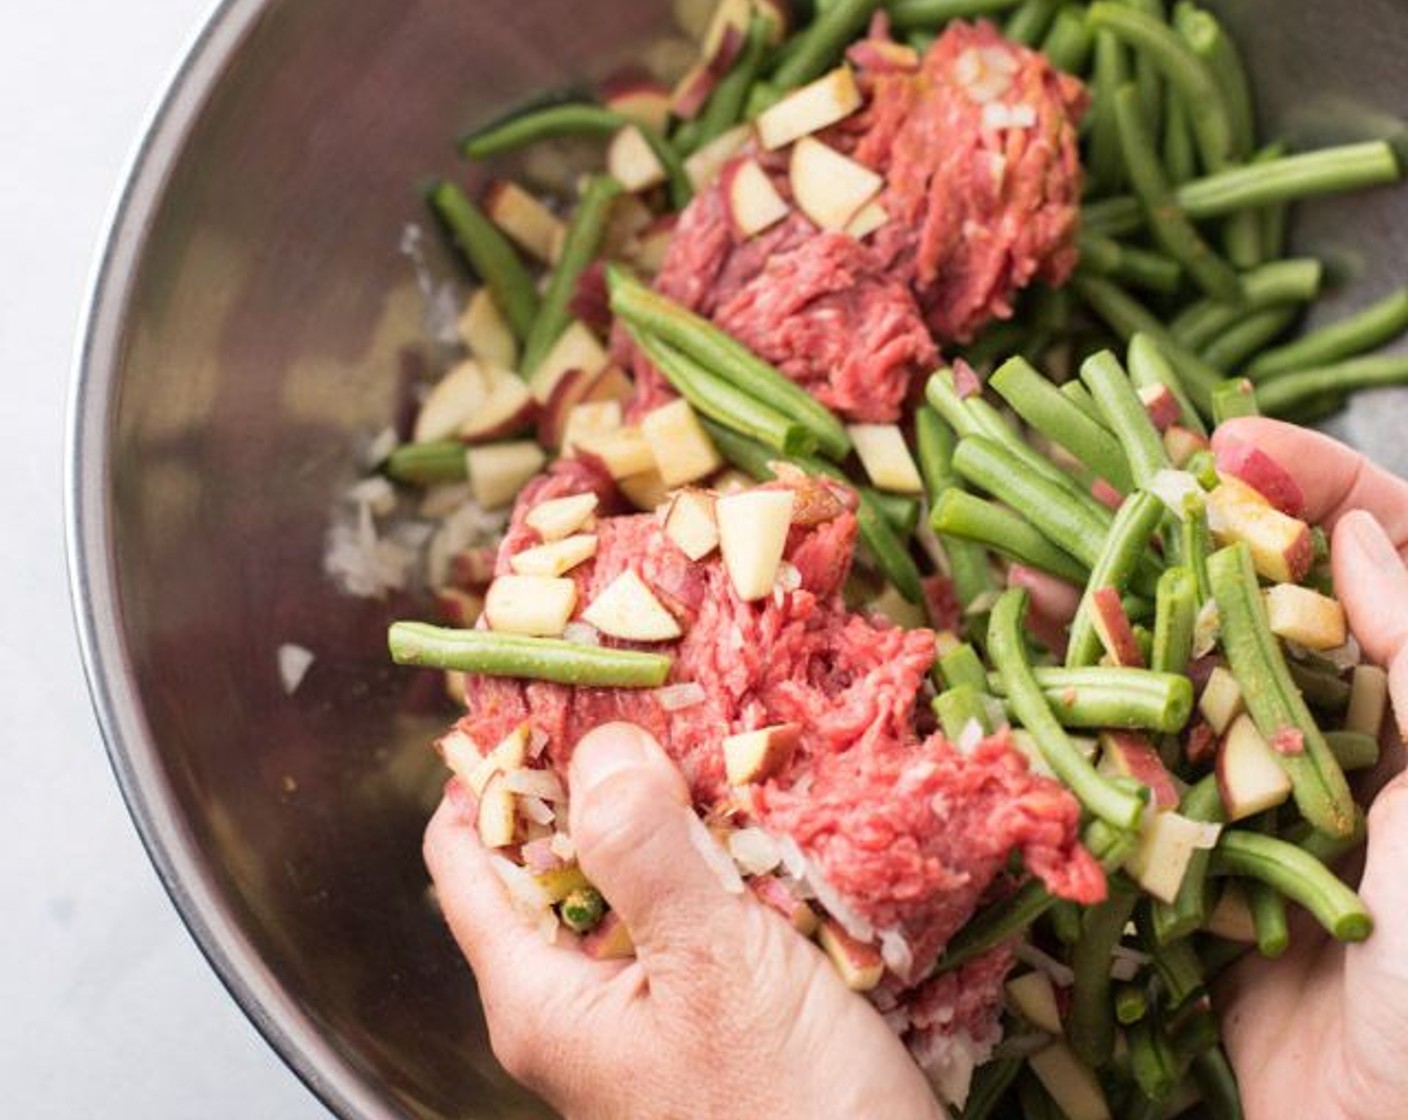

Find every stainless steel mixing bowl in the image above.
[68,1,1408,1116]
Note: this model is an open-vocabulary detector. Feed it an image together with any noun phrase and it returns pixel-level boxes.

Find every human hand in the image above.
[424,722,944,1120]
[1212,418,1408,1120]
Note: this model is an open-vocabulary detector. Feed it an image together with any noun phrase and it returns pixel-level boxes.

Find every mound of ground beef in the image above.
[629,19,1085,422]
[448,461,1103,1081]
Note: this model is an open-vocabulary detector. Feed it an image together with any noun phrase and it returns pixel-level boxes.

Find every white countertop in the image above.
[0,4,328,1115]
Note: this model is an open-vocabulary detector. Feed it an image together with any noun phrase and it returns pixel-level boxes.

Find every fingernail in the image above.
[573,724,653,793]
[1343,511,1403,572]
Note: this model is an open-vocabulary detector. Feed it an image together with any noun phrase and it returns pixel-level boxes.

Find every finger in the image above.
[1332,513,1408,695]
[568,723,753,962]
[1214,418,1408,554]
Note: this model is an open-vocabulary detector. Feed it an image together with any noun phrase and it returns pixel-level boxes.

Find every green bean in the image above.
[1150,775,1223,944]
[1175,2,1253,154]
[1059,380,1106,424]
[915,407,995,609]
[384,439,469,486]
[774,0,880,86]
[1073,276,1224,416]
[426,181,540,342]
[1179,496,1213,603]
[1083,141,1402,237]
[1256,143,1292,260]
[931,490,1089,585]
[886,0,1021,32]
[636,334,813,456]
[990,590,1148,829]
[1287,659,1351,714]
[1145,917,1207,1009]
[1202,306,1300,373]
[521,175,622,375]
[1123,0,1166,132]
[1170,258,1324,351]
[1162,93,1198,185]
[1292,806,1368,866]
[1256,354,1408,417]
[1087,2,1237,171]
[1082,350,1173,487]
[1041,4,1094,74]
[1128,1014,1181,1102]
[1327,730,1381,772]
[1089,32,1131,192]
[461,102,619,156]
[1209,543,1356,838]
[960,1056,1024,1120]
[1210,829,1372,941]
[1128,333,1208,436]
[1049,899,1084,945]
[1071,877,1141,1068]
[1067,492,1167,667]
[1078,232,1184,294]
[689,14,773,152]
[1210,378,1260,424]
[1114,84,1241,301]
[934,683,995,740]
[388,622,673,687]
[1248,879,1290,959]
[1249,287,1408,378]
[941,643,990,692]
[1018,1070,1063,1120]
[1003,0,1061,45]
[868,490,921,536]
[1116,983,1150,1025]
[989,666,1195,733]
[1192,1047,1245,1120]
[609,268,851,459]
[990,357,1134,490]
[1151,566,1198,676]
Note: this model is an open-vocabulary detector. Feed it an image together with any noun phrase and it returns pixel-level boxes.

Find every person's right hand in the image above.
[1212,418,1408,1120]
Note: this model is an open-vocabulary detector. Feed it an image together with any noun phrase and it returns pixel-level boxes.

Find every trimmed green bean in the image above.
[773,0,880,86]
[1004,0,1061,45]
[388,622,673,687]
[1070,879,1140,1067]
[1163,92,1198,185]
[460,102,620,156]
[1145,914,1207,1009]
[1116,983,1150,1025]
[1175,2,1254,155]
[1209,543,1355,838]
[1171,259,1323,352]
[1089,31,1131,192]
[1059,380,1105,424]
[1293,806,1368,866]
[1128,332,1208,436]
[426,181,541,342]
[1150,775,1223,943]
[1083,141,1402,237]
[887,0,1021,32]
[689,13,773,152]
[1287,659,1351,714]
[868,490,920,537]
[609,268,850,459]
[931,490,1089,585]
[1257,354,1408,418]
[934,684,995,740]
[1123,0,1166,132]
[1114,83,1241,301]
[1327,730,1381,772]
[1202,306,1300,373]
[1152,566,1198,676]
[990,589,1148,829]
[1078,232,1184,294]
[1179,496,1213,602]
[1067,492,1167,667]
[1210,829,1372,941]
[1210,378,1260,424]
[1041,4,1094,74]
[1128,1015,1181,1102]
[1249,287,1408,378]
[1192,1047,1245,1120]
[384,439,469,486]
[915,406,995,609]
[636,333,813,456]
[521,174,622,375]
[960,1056,1023,1120]
[940,642,990,692]
[1087,2,1237,170]
[989,666,1196,733]
[1082,350,1173,487]
[990,356,1134,490]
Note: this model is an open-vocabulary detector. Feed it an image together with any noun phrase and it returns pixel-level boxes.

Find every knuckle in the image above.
[573,770,665,861]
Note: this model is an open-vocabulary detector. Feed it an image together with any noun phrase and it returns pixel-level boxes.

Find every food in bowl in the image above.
[332,1,1408,1114]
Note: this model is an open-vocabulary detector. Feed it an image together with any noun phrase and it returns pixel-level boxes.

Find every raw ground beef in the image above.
[628,19,1085,422]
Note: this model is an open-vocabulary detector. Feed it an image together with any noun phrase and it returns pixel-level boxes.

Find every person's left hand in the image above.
[425,722,944,1120]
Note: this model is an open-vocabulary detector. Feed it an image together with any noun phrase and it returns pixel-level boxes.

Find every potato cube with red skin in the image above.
[524,492,599,542]
[1206,475,1313,584]
[528,321,611,404]
[477,773,518,849]
[722,158,791,239]
[576,426,656,480]
[1098,731,1180,811]
[1214,440,1306,518]
[582,570,683,642]
[683,125,750,191]
[585,365,634,406]
[484,574,578,637]
[607,126,668,193]
[664,489,721,560]
[1006,970,1063,1035]
[723,723,801,785]
[581,911,635,960]
[756,66,863,150]
[717,488,795,601]
[460,364,535,443]
[1197,666,1244,736]
[1216,714,1292,822]
[467,441,547,509]
[848,423,924,493]
[1164,425,1210,468]
[1125,810,1217,904]
[817,918,884,992]
[509,534,600,578]
[561,400,623,457]
[458,288,518,371]
[415,360,489,443]
[601,77,672,133]
[1264,584,1347,651]
[1090,587,1145,667]
[789,137,884,232]
[642,398,724,486]
[483,179,564,263]
[1204,883,1257,943]
[618,466,673,512]
[844,200,889,241]
[538,367,608,449]
[749,875,820,935]
[1137,383,1182,433]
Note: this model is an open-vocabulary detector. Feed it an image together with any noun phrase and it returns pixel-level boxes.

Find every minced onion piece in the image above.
[728,827,784,876]
[488,853,553,914]
[655,681,707,712]
[528,727,550,760]
[956,718,985,757]
[687,816,746,895]
[808,867,875,943]
[517,794,555,826]
[277,643,315,694]
[562,621,602,647]
[1192,599,1221,659]
[1148,469,1204,520]
[549,831,576,862]
[504,769,567,802]
[879,928,915,977]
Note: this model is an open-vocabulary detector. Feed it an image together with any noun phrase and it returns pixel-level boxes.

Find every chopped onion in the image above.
[956,718,985,757]
[528,727,550,760]
[728,827,783,877]
[775,561,802,593]
[1192,599,1221,659]
[1148,469,1203,520]
[504,769,566,802]
[912,1027,990,1109]
[687,816,746,894]
[346,475,397,516]
[655,681,707,712]
[808,868,875,943]
[520,837,562,873]
[549,830,576,862]
[488,854,552,914]
[1013,941,1076,987]
[981,102,1036,130]
[277,643,315,694]
[517,795,555,826]
[363,425,400,469]
[420,482,473,520]
[538,909,563,945]
[562,621,602,647]
[879,928,915,977]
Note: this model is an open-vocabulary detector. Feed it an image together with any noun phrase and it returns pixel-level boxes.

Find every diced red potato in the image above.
[1137,383,1182,433]
[509,533,600,577]
[717,488,795,600]
[1206,475,1314,584]
[575,425,656,480]
[1028,1042,1112,1120]
[608,126,669,193]
[848,424,924,493]
[1005,970,1063,1035]
[664,488,721,560]
[539,366,607,449]
[1124,809,1219,904]
[723,722,801,785]
[601,77,673,134]
[1090,587,1145,668]
[585,365,635,406]
[581,911,635,960]
[1214,439,1306,518]
[755,66,863,150]
[1263,584,1347,650]
[641,398,725,486]
[844,199,889,241]
[435,587,485,628]
[528,321,611,404]
[683,125,751,191]
[450,545,498,590]
[1163,425,1210,468]
[1197,666,1244,736]
[749,875,820,935]
[460,364,536,443]
[817,918,885,992]
[467,441,547,509]
[414,360,489,443]
[1089,477,1123,512]
[561,400,624,456]
[524,492,600,541]
[670,23,743,119]
[789,137,884,232]
[581,569,683,641]
[484,574,579,636]
[458,288,519,371]
[1203,882,1257,943]
[722,157,792,239]
[477,773,519,848]
[600,193,658,260]
[618,466,675,513]
[483,179,565,263]
[1347,664,1389,737]
[1216,713,1293,822]
[700,0,751,58]
[1098,731,1180,811]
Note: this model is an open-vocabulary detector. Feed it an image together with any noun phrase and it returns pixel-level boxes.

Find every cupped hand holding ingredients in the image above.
[425,723,945,1120]
[1214,418,1408,1120]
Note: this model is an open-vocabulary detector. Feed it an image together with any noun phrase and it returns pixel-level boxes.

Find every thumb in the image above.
[568,723,751,962]
[1333,511,1408,742]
